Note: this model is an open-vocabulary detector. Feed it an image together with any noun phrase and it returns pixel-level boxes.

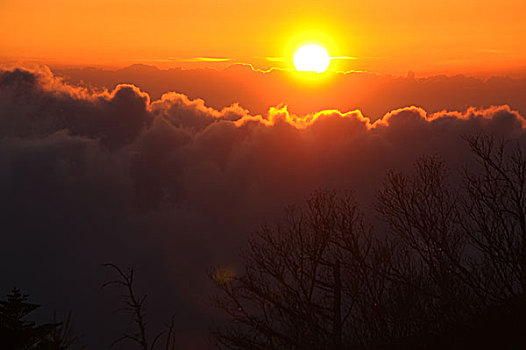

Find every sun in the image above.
[293,44,330,73]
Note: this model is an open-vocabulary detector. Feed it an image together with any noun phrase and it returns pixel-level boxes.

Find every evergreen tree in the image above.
[0,287,59,349]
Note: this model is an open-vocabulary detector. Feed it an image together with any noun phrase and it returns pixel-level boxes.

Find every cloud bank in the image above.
[1,66,526,349]
[54,64,526,118]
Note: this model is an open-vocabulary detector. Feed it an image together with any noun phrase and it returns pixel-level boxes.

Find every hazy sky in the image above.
[2,0,526,75]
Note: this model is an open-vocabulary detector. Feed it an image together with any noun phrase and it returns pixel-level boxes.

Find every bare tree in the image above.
[375,155,478,335]
[211,190,386,350]
[211,138,526,349]
[102,263,176,350]
[46,311,81,349]
[461,135,526,299]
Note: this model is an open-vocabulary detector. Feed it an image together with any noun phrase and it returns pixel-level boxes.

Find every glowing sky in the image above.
[1,0,526,75]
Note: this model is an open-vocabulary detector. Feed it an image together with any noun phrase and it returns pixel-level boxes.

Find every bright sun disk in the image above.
[293,44,330,73]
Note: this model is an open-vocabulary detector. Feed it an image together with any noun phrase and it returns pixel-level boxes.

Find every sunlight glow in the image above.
[293,45,330,73]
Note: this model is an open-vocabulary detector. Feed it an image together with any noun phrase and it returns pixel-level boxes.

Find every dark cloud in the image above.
[1,66,526,349]
[0,67,151,148]
[54,64,526,118]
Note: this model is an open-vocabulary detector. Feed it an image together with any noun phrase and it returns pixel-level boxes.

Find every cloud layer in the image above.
[54,64,526,118]
[1,66,526,349]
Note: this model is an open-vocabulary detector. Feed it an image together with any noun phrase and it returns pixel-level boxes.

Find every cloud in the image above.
[185,57,232,62]
[0,67,152,149]
[330,56,358,60]
[53,64,526,119]
[1,66,526,349]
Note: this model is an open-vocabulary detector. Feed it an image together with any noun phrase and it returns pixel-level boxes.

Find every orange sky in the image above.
[1,0,526,75]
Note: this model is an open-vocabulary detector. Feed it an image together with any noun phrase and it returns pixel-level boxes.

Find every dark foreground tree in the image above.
[0,287,77,349]
[211,135,526,349]
[210,190,392,349]
[102,264,176,350]
[376,155,478,334]
[461,134,526,298]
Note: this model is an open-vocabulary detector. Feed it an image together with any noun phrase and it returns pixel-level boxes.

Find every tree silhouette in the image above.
[376,156,477,331]
[461,135,526,298]
[102,263,176,350]
[211,190,391,349]
[0,287,76,350]
[211,136,526,349]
